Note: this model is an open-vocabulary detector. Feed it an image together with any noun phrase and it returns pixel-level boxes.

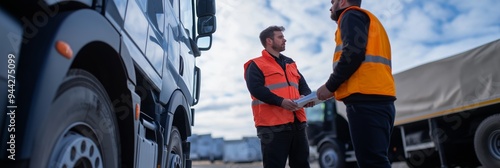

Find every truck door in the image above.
[306,103,327,142]
[162,0,195,104]
[178,0,197,104]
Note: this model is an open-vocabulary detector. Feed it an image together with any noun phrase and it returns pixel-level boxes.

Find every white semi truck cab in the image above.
[0,0,217,167]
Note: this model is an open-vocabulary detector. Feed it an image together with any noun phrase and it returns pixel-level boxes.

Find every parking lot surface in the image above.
[192,160,410,168]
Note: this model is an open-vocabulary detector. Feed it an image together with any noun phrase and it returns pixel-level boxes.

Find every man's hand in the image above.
[316,84,333,100]
[281,99,300,111]
[303,101,315,108]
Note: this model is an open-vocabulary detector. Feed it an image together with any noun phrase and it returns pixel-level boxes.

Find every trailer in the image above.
[307,39,500,168]
[389,39,500,168]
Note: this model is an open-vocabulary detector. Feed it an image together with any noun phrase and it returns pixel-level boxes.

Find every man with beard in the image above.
[316,0,396,168]
[244,25,314,168]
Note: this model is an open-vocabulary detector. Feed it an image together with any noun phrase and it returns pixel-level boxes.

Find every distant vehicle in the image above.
[0,0,217,167]
[306,99,356,168]
[306,39,500,168]
[223,137,262,163]
[188,134,223,162]
[189,134,261,164]
[210,137,224,162]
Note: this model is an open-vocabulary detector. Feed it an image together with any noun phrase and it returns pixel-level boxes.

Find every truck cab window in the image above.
[180,0,194,39]
[306,103,325,122]
[147,0,165,33]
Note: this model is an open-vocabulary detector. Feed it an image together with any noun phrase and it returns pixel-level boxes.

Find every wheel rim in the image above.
[489,130,500,160]
[321,148,339,167]
[50,125,103,168]
[168,128,184,168]
[170,153,182,168]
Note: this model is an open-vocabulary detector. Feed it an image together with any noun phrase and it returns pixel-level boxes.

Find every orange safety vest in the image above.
[244,50,307,127]
[333,6,396,100]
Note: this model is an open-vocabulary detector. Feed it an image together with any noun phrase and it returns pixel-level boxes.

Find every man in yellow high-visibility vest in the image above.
[317,0,396,167]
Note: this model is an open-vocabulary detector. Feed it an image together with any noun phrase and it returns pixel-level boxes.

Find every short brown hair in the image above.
[259,26,285,47]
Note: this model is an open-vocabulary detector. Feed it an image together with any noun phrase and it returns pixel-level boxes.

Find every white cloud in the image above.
[192,104,256,140]
[422,2,454,23]
[399,7,440,42]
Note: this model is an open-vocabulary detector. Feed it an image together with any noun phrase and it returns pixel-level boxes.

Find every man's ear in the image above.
[266,38,273,45]
[340,0,347,7]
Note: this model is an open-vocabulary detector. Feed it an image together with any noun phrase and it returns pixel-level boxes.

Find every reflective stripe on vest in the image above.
[333,55,392,71]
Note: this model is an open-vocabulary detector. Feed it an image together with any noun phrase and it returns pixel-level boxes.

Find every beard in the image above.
[272,43,285,52]
[330,2,340,21]
[330,12,337,21]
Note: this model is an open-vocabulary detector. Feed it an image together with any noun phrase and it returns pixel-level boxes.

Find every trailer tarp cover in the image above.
[394,39,500,125]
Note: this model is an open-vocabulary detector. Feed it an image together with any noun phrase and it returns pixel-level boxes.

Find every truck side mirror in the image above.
[196,0,216,50]
[196,35,212,51]
[197,0,216,17]
[197,15,216,35]
[196,0,216,35]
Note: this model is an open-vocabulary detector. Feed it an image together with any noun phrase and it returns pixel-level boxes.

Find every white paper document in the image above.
[294,92,327,107]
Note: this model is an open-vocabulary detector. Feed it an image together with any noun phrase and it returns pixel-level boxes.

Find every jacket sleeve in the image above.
[245,61,284,106]
[298,71,312,96]
[325,10,369,92]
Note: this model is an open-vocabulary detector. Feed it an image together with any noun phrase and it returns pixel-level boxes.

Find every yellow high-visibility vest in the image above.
[333,6,396,100]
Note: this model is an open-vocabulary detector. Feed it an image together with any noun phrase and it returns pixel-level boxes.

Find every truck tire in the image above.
[474,114,500,168]
[318,141,345,168]
[31,69,119,168]
[168,126,184,168]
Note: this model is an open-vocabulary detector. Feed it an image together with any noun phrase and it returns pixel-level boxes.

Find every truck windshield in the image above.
[305,103,325,122]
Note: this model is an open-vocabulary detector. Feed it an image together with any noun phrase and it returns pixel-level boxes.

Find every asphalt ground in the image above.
[192,160,410,168]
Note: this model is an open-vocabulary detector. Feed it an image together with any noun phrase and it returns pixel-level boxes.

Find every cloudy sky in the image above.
[192,0,500,140]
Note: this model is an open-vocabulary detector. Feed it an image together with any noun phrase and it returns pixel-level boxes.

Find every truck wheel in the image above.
[168,126,184,168]
[318,141,345,168]
[474,114,500,168]
[30,69,119,168]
